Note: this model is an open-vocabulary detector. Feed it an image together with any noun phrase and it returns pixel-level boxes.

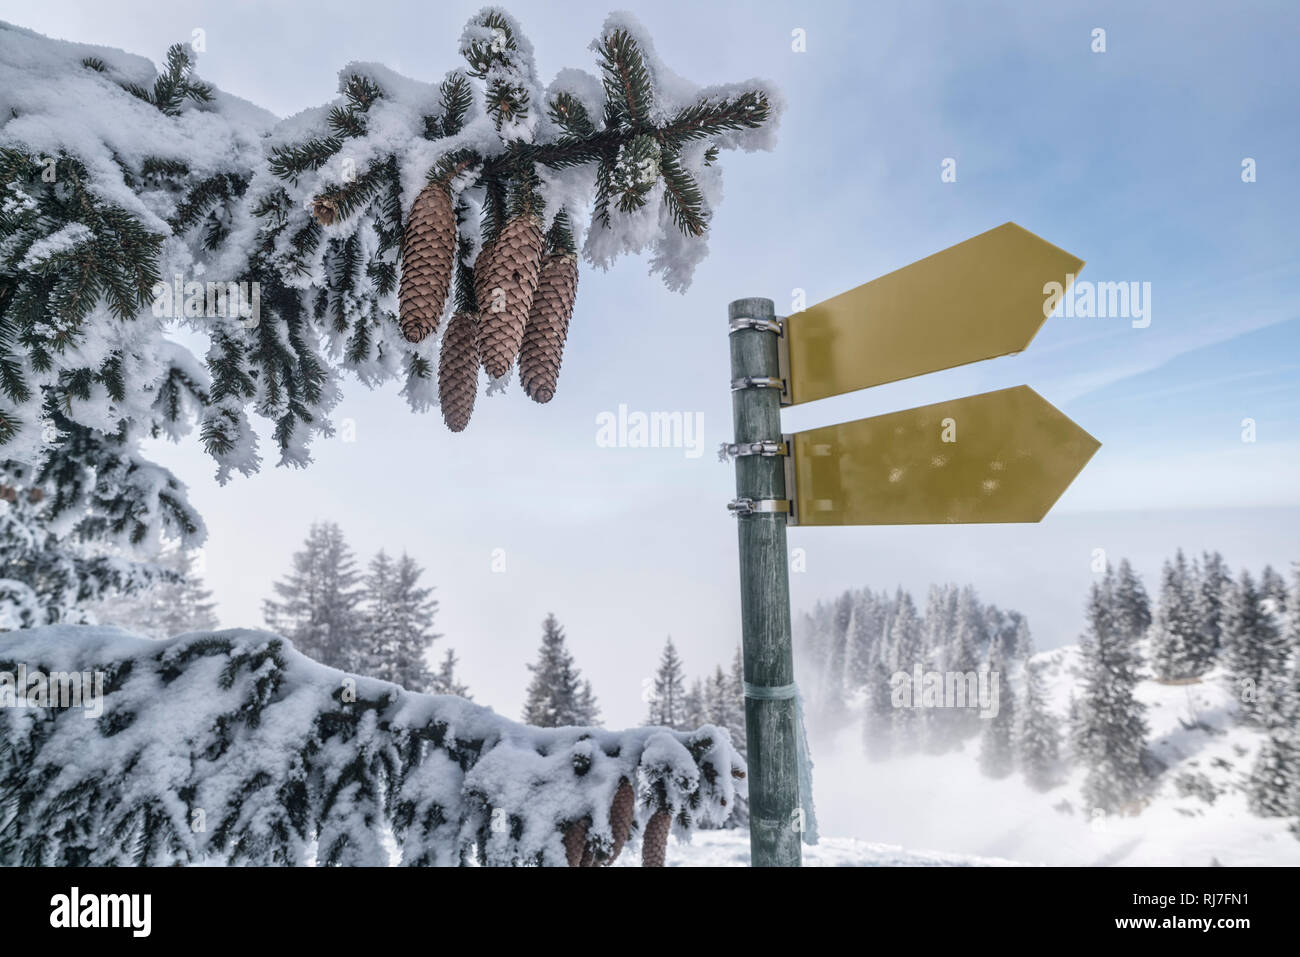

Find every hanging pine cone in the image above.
[562,819,590,868]
[438,310,479,432]
[641,807,671,868]
[472,239,494,315]
[474,214,544,379]
[399,184,456,343]
[607,778,636,864]
[518,252,578,404]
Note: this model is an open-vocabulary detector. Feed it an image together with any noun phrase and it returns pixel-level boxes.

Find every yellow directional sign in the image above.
[788,386,1099,526]
[784,223,1084,405]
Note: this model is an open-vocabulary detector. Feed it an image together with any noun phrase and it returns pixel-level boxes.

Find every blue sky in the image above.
[3,0,1297,725]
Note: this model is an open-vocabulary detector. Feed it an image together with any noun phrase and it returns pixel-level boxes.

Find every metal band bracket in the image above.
[718,440,788,462]
[727,497,792,517]
[728,316,784,335]
[731,375,786,392]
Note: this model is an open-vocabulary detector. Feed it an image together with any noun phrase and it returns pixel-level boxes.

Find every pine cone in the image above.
[641,808,671,868]
[562,819,590,868]
[311,197,337,226]
[472,239,494,312]
[475,215,544,379]
[399,184,456,343]
[438,310,479,432]
[607,778,635,864]
[518,252,578,404]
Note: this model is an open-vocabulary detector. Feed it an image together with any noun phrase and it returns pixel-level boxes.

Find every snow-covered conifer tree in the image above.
[1016,659,1061,791]
[358,550,439,691]
[842,590,881,695]
[684,677,707,729]
[1111,557,1152,644]
[1195,550,1233,653]
[432,647,471,698]
[574,679,600,726]
[1247,657,1299,818]
[0,467,167,629]
[82,543,217,638]
[888,589,924,750]
[1224,570,1287,726]
[1261,565,1289,617]
[977,630,1017,779]
[862,657,894,762]
[261,522,364,670]
[1151,551,1213,681]
[646,636,688,729]
[1076,572,1150,814]
[938,585,986,746]
[521,613,595,727]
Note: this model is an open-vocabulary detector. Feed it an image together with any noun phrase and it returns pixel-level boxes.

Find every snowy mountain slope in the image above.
[809,642,1300,866]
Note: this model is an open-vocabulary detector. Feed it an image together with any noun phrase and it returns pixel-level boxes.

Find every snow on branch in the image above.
[0,626,746,866]
[0,11,780,550]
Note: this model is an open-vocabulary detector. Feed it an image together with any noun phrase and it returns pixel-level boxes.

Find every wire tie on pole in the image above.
[743,681,819,846]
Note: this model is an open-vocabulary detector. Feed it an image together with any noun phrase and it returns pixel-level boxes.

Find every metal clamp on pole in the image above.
[729,316,784,335]
[731,375,786,393]
[727,497,792,517]
[718,439,788,462]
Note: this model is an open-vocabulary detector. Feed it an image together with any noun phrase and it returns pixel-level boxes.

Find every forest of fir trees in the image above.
[796,550,1300,834]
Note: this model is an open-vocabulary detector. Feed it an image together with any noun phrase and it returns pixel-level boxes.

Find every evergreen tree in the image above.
[1261,565,1289,617]
[1194,551,1233,653]
[521,613,595,728]
[647,636,688,729]
[684,677,707,730]
[1247,566,1299,818]
[1011,614,1033,661]
[262,522,364,670]
[574,679,601,726]
[0,471,170,629]
[1017,660,1061,791]
[862,657,894,761]
[1223,571,1287,726]
[922,584,957,668]
[1246,659,1299,818]
[842,590,881,694]
[1111,557,1153,644]
[888,589,924,750]
[431,647,471,698]
[1076,571,1150,814]
[1151,551,1213,680]
[357,550,439,692]
[977,631,1017,779]
[828,590,854,697]
[939,585,986,745]
[83,544,218,639]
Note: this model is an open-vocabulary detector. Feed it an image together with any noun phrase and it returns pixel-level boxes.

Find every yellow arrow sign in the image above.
[788,386,1099,526]
[784,223,1083,405]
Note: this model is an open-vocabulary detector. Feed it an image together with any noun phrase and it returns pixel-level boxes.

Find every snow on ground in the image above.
[808,643,1300,867]
[614,830,1021,867]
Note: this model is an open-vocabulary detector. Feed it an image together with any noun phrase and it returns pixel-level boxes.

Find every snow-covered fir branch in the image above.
[0,625,746,866]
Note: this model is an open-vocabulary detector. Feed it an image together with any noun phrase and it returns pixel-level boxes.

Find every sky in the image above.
[2,0,1297,729]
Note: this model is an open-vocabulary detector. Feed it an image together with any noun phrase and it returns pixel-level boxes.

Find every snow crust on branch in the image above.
[0,625,745,866]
